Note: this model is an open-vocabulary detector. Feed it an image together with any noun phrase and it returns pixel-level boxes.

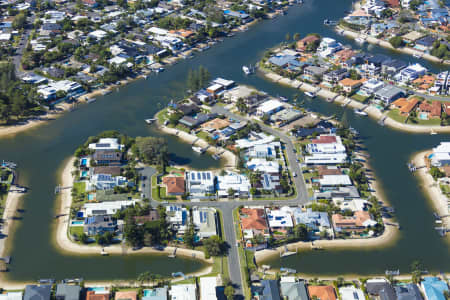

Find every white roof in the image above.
[170,284,197,300]
[89,30,107,39]
[109,56,127,65]
[340,286,365,300]
[0,292,23,300]
[246,158,279,173]
[235,132,275,149]
[83,200,136,216]
[200,277,218,300]
[213,77,234,87]
[88,138,124,150]
[333,198,368,212]
[0,33,11,40]
[148,26,168,35]
[266,208,293,228]
[207,83,223,92]
[305,153,348,165]
[257,99,284,114]
[217,172,251,194]
[319,175,352,186]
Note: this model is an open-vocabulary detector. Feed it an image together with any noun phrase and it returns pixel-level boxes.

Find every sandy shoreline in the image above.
[0,189,25,257]
[158,125,237,169]
[260,68,450,133]
[336,26,449,66]
[412,150,449,243]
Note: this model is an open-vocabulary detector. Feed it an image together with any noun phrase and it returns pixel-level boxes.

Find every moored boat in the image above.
[305,91,316,98]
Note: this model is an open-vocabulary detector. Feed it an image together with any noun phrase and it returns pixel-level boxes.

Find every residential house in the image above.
[394,64,427,83]
[89,174,128,191]
[266,207,294,236]
[114,291,137,300]
[395,284,423,300]
[365,279,397,300]
[344,9,373,26]
[339,286,365,300]
[56,284,81,300]
[421,277,449,300]
[258,172,282,193]
[431,142,450,166]
[292,208,331,235]
[419,101,442,119]
[91,166,122,177]
[93,150,123,165]
[268,55,301,69]
[303,66,328,82]
[192,207,217,239]
[280,278,309,300]
[382,59,407,78]
[185,171,215,195]
[391,97,419,115]
[247,158,280,173]
[332,211,377,232]
[251,280,281,300]
[216,171,251,198]
[200,118,230,131]
[200,277,219,300]
[256,99,285,116]
[142,287,168,300]
[307,135,346,155]
[415,36,437,52]
[83,215,117,235]
[86,291,110,300]
[178,113,213,128]
[169,284,197,300]
[88,138,124,151]
[339,78,366,94]
[134,210,160,225]
[270,108,303,125]
[308,286,337,300]
[318,38,343,57]
[83,200,136,216]
[402,31,425,44]
[362,54,390,77]
[374,85,405,105]
[333,198,370,212]
[319,174,352,187]
[240,207,270,248]
[37,80,84,101]
[166,205,190,234]
[24,285,52,300]
[315,186,360,200]
[296,35,320,51]
[360,78,385,95]
[0,293,22,300]
[323,68,348,85]
[247,142,278,159]
[162,175,186,196]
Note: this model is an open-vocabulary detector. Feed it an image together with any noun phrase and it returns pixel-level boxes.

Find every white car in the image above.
[293,172,297,177]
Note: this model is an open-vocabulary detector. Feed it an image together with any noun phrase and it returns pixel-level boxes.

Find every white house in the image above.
[430,142,450,167]
[246,158,280,173]
[256,99,285,116]
[307,135,346,154]
[305,153,348,165]
[394,63,427,83]
[192,207,217,239]
[319,174,352,186]
[89,174,128,191]
[166,205,190,234]
[318,37,342,57]
[340,286,366,300]
[37,80,84,100]
[216,171,251,197]
[185,171,215,195]
[88,30,108,40]
[88,138,124,151]
[247,142,279,159]
[200,277,218,300]
[266,207,294,230]
[169,284,197,300]
[360,78,385,95]
[83,200,136,216]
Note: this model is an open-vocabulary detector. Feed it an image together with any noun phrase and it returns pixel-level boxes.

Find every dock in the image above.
[378,116,386,126]
[191,138,199,146]
[0,256,11,264]
[280,245,297,257]
[168,247,177,258]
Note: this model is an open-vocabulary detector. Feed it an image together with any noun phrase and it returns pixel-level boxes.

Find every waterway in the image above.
[0,0,448,281]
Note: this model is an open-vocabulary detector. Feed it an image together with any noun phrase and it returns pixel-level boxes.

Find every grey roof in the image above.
[374,85,405,99]
[24,285,52,300]
[56,284,81,300]
[293,208,331,229]
[261,280,281,300]
[314,186,360,199]
[280,281,309,300]
[366,281,396,300]
[395,284,423,300]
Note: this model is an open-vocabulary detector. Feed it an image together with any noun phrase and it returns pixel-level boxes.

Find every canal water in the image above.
[0,0,448,281]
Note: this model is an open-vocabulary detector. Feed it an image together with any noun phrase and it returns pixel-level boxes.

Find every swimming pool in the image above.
[88,194,94,201]
[81,170,88,177]
[419,112,428,120]
[71,220,84,226]
[88,287,106,292]
[80,158,87,166]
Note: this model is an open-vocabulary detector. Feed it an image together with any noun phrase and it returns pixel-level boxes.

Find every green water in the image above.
[0,0,448,281]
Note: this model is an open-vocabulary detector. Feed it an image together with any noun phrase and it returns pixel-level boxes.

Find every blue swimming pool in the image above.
[81,170,88,177]
[88,194,94,201]
[81,158,87,166]
[88,287,106,292]
[71,220,84,226]
[419,112,428,120]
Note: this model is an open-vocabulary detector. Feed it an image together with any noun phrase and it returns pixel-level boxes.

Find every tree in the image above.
[285,33,291,41]
[80,233,89,244]
[227,188,235,198]
[135,136,169,168]
[12,12,27,29]
[410,260,423,284]
[184,223,196,249]
[124,217,143,247]
[203,235,226,257]
[430,166,444,180]
[224,285,235,300]
[294,223,309,241]
[389,36,404,48]
[293,33,300,41]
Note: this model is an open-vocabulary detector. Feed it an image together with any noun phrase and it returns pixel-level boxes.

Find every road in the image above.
[145,105,310,298]
[12,14,35,76]
[138,166,156,200]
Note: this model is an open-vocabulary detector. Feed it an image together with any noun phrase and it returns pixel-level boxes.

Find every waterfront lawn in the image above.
[351,93,370,103]
[72,181,87,203]
[156,107,170,124]
[387,109,407,124]
[175,124,190,133]
[69,226,84,238]
[407,118,441,126]
[196,131,210,141]
[440,184,450,196]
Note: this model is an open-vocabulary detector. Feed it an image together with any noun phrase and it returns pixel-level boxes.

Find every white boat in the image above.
[145,118,156,124]
[86,98,96,103]
[192,146,204,154]
[305,91,316,98]
[354,109,368,116]
[242,65,253,75]
[413,53,422,59]
[279,96,288,102]
[355,37,366,44]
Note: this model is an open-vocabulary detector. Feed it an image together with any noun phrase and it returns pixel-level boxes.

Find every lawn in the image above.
[69,226,84,237]
[156,107,170,124]
[387,109,407,123]
[440,184,450,196]
[196,131,210,141]
[407,118,441,126]
[351,93,370,103]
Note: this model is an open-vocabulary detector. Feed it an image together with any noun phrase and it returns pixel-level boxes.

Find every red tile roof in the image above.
[240,208,268,231]
[162,176,185,195]
[308,286,338,300]
[311,135,337,144]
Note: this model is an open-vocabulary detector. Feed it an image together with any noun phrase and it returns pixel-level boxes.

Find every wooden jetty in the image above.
[168,247,177,258]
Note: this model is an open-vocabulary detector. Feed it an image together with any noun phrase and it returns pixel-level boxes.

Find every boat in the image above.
[145,118,156,124]
[413,53,422,59]
[86,98,96,103]
[102,90,111,96]
[279,96,288,102]
[305,91,316,98]
[100,248,109,256]
[242,66,251,75]
[354,109,368,116]
[192,146,204,154]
